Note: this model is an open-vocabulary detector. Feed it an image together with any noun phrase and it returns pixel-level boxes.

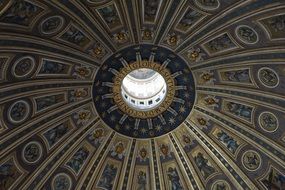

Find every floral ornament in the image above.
[182,135,192,145]
[199,71,215,85]
[166,33,180,46]
[204,95,219,108]
[142,28,154,40]
[70,88,88,102]
[89,128,105,145]
[73,109,91,126]
[197,117,206,125]
[159,144,171,159]
[111,141,126,159]
[196,116,210,129]
[88,42,106,59]
[138,147,148,162]
[113,31,128,44]
[73,65,92,79]
[187,47,206,62]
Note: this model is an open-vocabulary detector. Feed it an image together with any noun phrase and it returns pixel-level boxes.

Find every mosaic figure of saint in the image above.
[167,167,183,190]
[194,152,215,179]
[98,164,118,189]
[137,171,147,190]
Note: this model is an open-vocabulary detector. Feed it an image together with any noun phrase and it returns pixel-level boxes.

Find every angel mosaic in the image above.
[194,152,216,179]
[205,34,236,54]
[73,65,92,79]
[35,94,63,111]
[203,95,219,108]
[89,128,105,145]
[187,47,206,62]
[43,123,69,147]
[73,109,92,126]
[0,160,21,190]
[178,8,202,30]
[70,88,88,102]
[98,4,121,28]
[199,71,216,85]
[167,167,183,190]
[137,171,147,190]
[261,167,285,190]
[159,144,172,159]
[260,13,285,39]
[98,163,118,189]
[110,141,126,159]
[61,25,90,47]
[67,147,89,174]
[0,1,40,26]
[144,0,160,22]
[226,102,252,121]
[138,147,148,162]
[216,130,239,154]
[39,60,69,75]
[182,135,193,150]
[222,69,251,83]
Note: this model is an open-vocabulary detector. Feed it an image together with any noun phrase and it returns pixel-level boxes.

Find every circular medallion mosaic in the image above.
[211,180,231,190]
[242,150,261,171]
[258,111,279,132]
[93,45,195,138]
[22,141,43,164]
[8,100,31,124]
[40,15,65,35]
[258,67,279,88]
[52,173,72,190]
[12,56,36,78]
[195,0,220,10]
[235,25,259,44]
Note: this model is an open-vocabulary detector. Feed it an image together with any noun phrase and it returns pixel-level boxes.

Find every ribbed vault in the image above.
[0,0,285,190]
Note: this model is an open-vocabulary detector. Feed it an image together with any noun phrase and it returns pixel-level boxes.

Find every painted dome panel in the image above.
[0,1,284,190]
